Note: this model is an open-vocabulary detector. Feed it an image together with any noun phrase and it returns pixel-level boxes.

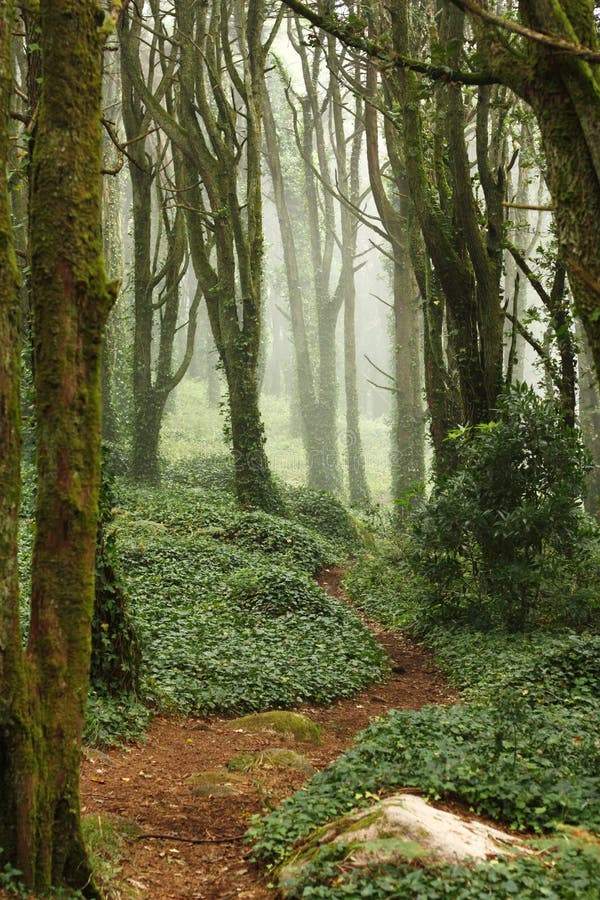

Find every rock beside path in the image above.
[226,710,322,744]
[279,793,527,895]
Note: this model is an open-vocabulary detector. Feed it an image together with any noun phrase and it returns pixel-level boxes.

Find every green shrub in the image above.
[162,453,235,494]
[220,509,335,572]
[410,384,599,629]
[115,482,387,716]
[343,544,422,629]
[225,565,336,618]
[250,697,600,866]
[285,486,360,548]
[83,690,151,748]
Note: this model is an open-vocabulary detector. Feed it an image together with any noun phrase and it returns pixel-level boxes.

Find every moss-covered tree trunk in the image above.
[19,1,114,892]
[364,52,425,497]
[577,323,600,516]
[0,0,32,874]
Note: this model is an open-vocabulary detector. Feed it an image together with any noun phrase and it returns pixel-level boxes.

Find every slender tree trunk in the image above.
[262,85,323,485]
[128,157,155,479]
[101,48,124,449]
[391,254,424,500]
[577,323,600,516]
[344,272,370,507]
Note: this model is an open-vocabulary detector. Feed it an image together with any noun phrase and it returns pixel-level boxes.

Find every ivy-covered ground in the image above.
[86,459,386,744]
[248,547,600,898]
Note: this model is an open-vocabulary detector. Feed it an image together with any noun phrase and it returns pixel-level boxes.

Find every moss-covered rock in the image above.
[227,748,317,775]
[185,768,246,797]
[277,793,527,896]
[226,711,322,745]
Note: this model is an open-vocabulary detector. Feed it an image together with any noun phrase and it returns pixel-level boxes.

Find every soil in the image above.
[78,566,454,899]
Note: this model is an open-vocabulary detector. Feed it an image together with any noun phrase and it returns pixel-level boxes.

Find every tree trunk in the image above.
[19,1,114,891]
[0,0,31,874]
[577,323,600,516]
[224,357,278,510]
[92,460,141,696]
[344,272,371,507]
[391,254,424,503]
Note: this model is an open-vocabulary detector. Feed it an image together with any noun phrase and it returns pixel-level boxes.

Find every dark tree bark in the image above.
[92,458,141,696]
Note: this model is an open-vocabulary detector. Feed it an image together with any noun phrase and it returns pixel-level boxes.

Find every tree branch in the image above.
[450,0,600,64]
[280,0,499,85]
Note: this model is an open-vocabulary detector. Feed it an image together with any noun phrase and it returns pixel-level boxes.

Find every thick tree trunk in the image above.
[224,358,279,510]
[18,1,114,892]
[0,0,32,873]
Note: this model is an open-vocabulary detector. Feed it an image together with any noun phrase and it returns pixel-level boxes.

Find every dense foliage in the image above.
[410,385,600,629]
[32,458,385,745]
[250,546,600,897]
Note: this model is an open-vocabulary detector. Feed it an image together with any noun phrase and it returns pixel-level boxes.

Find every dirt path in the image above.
[80,567,453,899]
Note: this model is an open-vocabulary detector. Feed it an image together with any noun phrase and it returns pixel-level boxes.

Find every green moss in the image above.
[186,768,246,797]
[342,809,384,834]
[227,711,323,745]
[227,748,316,775]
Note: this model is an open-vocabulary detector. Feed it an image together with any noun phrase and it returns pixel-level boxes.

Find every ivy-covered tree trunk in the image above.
[577,323,600,516]
[13,1,114,892]
[92,458,141,695]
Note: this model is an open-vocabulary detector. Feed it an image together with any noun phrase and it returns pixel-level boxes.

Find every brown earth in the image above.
[27,567,454,899]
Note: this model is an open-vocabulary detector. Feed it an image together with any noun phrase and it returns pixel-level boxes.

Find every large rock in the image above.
[279,793,527,895]
[225,711,322,745]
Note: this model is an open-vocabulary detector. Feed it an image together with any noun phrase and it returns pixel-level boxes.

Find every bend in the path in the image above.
[80,565,453,899]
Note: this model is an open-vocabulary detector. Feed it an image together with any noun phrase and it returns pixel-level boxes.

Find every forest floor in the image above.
[79,567,453,899]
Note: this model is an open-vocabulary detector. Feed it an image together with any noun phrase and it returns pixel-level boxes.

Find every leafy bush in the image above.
[225,565,336,618]
[114,482,387,716]
[220,509,335,572]
[162,453,235,494]
[343,544,422,629]
[250,693,600,866]
[83,690,151,748]
[285,486,360,549]
[410,384,599,629]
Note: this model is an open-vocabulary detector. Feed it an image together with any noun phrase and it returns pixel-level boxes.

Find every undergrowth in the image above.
[115,480,386,716]
[249,548,600,897]
[17,455,386,747]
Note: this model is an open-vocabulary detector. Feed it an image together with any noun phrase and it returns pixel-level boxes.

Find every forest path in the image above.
[80,567,453,899]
